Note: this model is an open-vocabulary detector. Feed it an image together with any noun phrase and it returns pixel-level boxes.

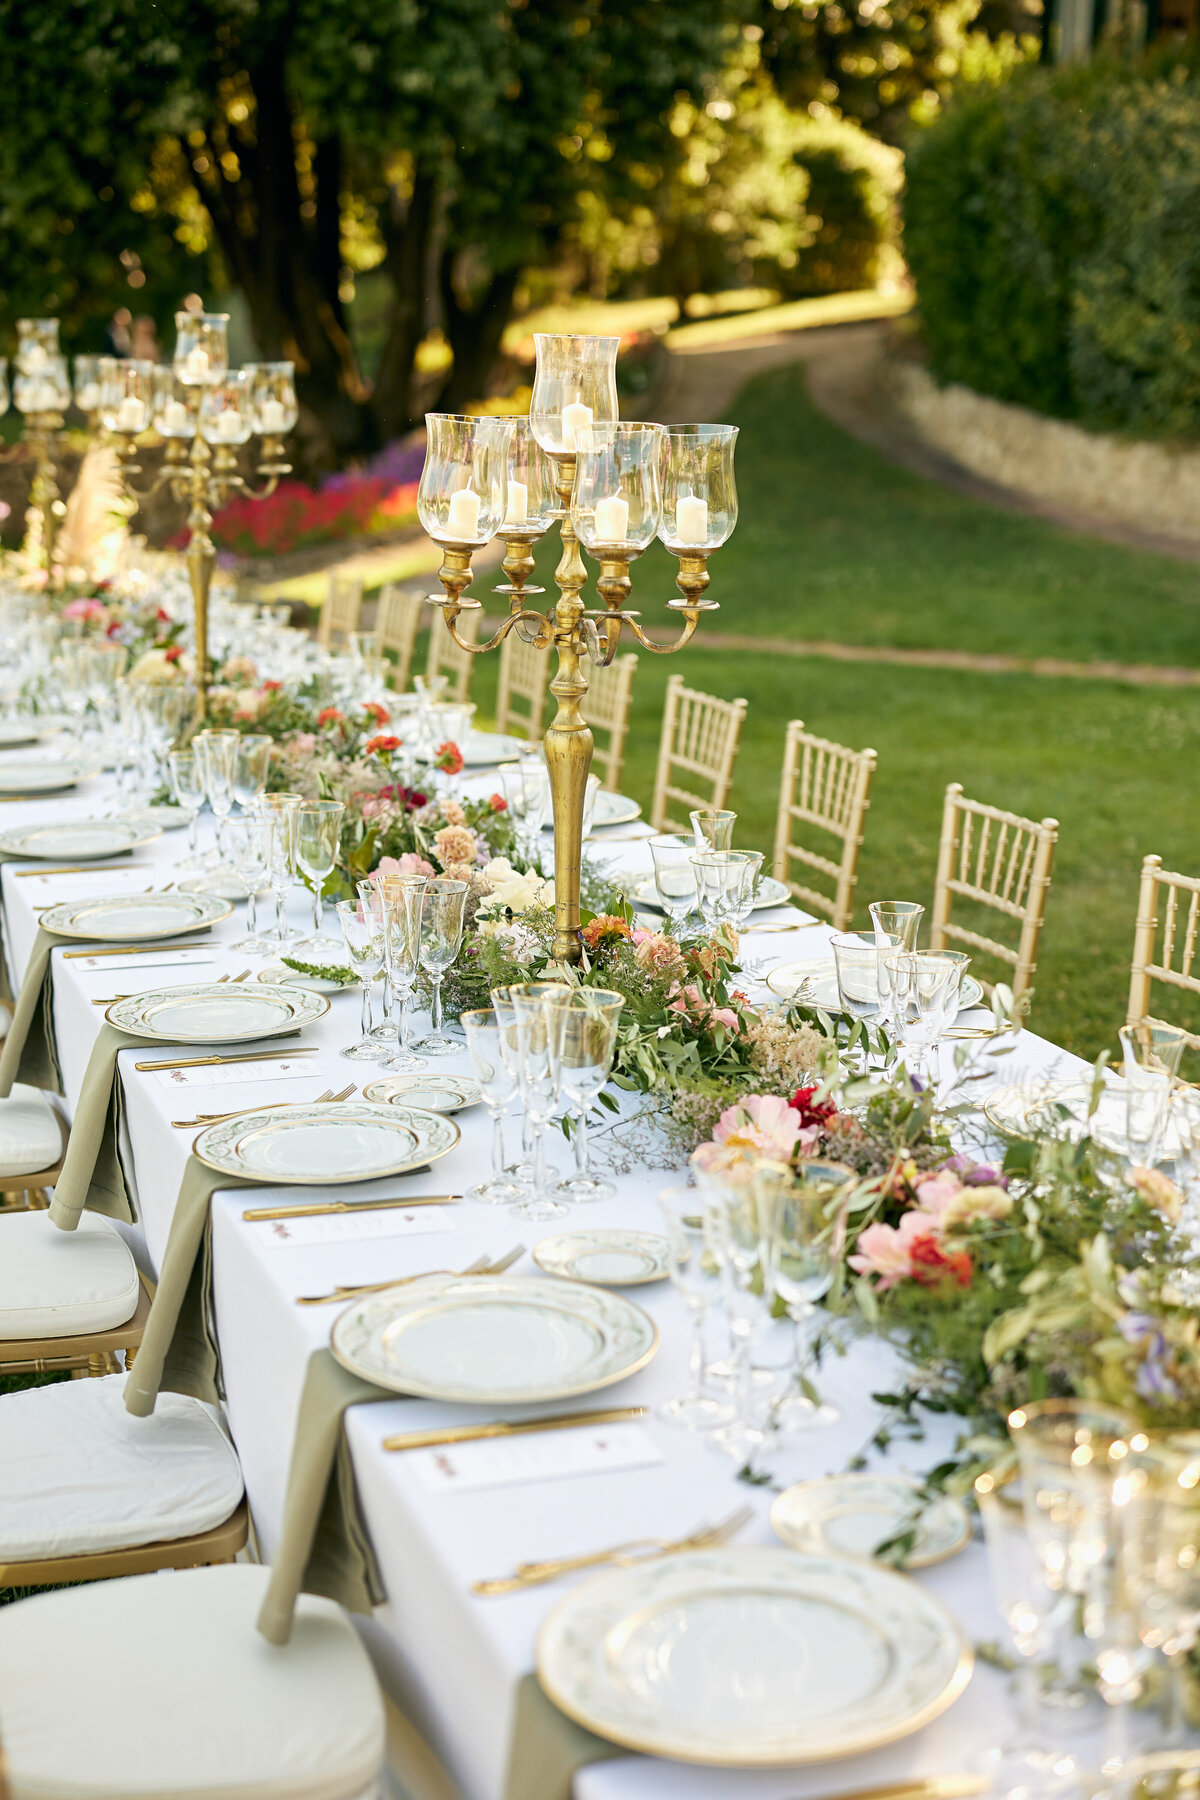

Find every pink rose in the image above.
[711,1094,807,1163]
[912,1170,964,1216]
[375,853,435,880]
[848,1211,940,1290]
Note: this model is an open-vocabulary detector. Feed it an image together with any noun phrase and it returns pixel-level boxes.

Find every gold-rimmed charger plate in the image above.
[770,1473,971,1570]
[193,1100,459,1184]
[533,1229,671,1287]
[362,1073,482,1113]
[38,891,232,942]
[105,981,329,1043]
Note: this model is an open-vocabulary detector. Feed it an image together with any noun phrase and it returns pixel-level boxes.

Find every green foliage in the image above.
[905,47,1200,435]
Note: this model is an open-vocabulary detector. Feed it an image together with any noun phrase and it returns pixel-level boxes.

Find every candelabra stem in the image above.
[184,436,215,720]
[21,421,62,570]
[546,454,594,966]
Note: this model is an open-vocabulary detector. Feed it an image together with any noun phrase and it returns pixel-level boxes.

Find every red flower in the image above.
[105,620,121,637]
[789,1085,838,1132]
[489,793,508,812]
[909,1234,972,1289]
[362,701,390,726]
[164,644,183,664]
[316,707,344,727]
[263,679,283,692]
[156,607,171,622]
[364,734,402,756]
[435,741,464,775]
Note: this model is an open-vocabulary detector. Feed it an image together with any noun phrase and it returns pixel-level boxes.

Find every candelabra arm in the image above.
[619,550,718,655]
[240,439,292,502]
[620,612,703,656]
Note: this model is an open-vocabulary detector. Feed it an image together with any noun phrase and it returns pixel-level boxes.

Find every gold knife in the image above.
[785,1780,985,1800]
[15,862,141,876]
[132,1042,314,1071]
[63,935,212,958]
[383,1405,647,1453]
[244,1191,459,1222]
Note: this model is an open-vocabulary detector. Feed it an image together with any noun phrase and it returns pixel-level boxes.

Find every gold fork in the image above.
[295,1243,524,1305]
[472,1504,755,1596]
[171,1082,356,1128]
[92,968,247,1005]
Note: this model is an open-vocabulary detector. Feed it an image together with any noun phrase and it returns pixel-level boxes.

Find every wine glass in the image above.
[194,729,238,860]
[335,899,386,1061]
[417,879,468,1054]
[691,850,743,935]
[869,900,924,951]
[551,990,624,1202]
[725,850,764,933]
[879,947,962,1078]
[649,834,698,935]
[224,814,275,954]
[166,750,207,870]
[461,1008,526,1204]
[656,1184,735,1431]
[1121,1021,1188,1167]
[755,1160,839,1431]
[376,877,428,1071]
[690,809,736,850]
[294,799,345,954]
[508,984,571,1221]
[253,793,302,944]
[692,1156,774,1464]
[233,734,272,815]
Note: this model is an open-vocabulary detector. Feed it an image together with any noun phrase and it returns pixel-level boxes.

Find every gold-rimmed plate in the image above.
[0,818,161,860]
[770,1473,971,1570]
[39,891,232,943]
[537,1547,972,1766]
[362,1073,482,1113]
[533,1229,671,1287]
[767,957,984,1014]
[106,981,329,1043]
[193,1100,459,1184]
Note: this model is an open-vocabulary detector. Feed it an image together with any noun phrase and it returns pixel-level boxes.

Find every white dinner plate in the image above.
[0,819,161,860]
[533,1230,671,1287]
[38,892,232,942]
[257,962,355,995]
[331,1272,658,1402]
[117,804,189,832]
[462,731,525,767]
[630,873,792,915]
[770,1474,971,1570]
[194,1101,459,1184]
[361,1074,482,1113]
[537,1547,971,1766]
[983,1076,1175,1157]
[105,981,329,1043]
[179,871,253,901]
[0,723,49,750]
[0,758,97,795]
[767,957,984,1015]
[543,792,641,831]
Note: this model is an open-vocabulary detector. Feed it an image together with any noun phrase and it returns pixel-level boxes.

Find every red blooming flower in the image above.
[489,793,507,812]
[263,679,283,692]
[362,701,391,725]
[909,1234,972,1289]
[788,1085,838,1131]
[156,607,171,622]
[163,644,183,664]
[364,734,402,756]
[435,741,464,775]
[316,707,344,727]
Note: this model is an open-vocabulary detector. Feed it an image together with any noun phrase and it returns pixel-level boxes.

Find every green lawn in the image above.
[406,354,1200,1063]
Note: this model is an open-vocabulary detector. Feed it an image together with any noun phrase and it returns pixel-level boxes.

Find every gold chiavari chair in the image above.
[587,652,638,792]
[929,782,1059,1003]
[375,582,425,692]
[650,675,747,834]
[1127,855,1200,1047]
[425,606,480,702]
[495,630,550,741]
[316,572,364,650]
[771,720,876,932]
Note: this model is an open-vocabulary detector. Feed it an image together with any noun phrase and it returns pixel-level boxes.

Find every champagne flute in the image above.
[755,1159,839,1431]
[417,878,468,1054]
[233,734,272,815]
[335,899,386,1060]
[224,814,275,954]
[194,729,238,860]
[461,1008,526,1203]
[254,792,302,944]
[693,1157,774,1465]
[657,1184,735,1430]
[377,877,428,1071]
[294,799,345,953]
[508,984,571,1221]
[551,988,624,1201]
[167,749,207,870]
[691,849,743,935]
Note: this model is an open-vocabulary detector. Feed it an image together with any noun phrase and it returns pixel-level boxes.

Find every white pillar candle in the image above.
[181,347,209,381]
[161,399,191,433]
[447,486,481,538]
[74,384,100,412]
[21,345,48,372]
[116,395,146,432]
[503,480,528,527]
[675,495,708,545]
[561,400,592,451]
[258,397,287,434]
[25,382,55,414]
[593,494,629,543]
[212,407,243,441]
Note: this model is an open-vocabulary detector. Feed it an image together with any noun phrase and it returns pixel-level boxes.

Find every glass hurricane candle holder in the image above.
[15,353,71,419]
[659,423,739,554]
[572,421,665,553]
[173,311,230,385]
[152,367,197,440]
[198,371,252,447]
[530,333,619,456]
[418,413,511,547]
[15,319,60,373]
[72,354,103,416]
[0,358,9,417]
[246,362,298,438]
[99,359,154,435]
[494,415,557,537]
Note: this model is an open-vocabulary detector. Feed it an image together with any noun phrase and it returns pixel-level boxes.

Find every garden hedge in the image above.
[904,50,1200,437]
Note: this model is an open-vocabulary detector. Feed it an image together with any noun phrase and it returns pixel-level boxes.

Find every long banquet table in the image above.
[0,749,1116,1800]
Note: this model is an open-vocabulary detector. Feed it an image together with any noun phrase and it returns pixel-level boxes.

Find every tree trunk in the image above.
[436,255,520,415]
[370,166,437,444]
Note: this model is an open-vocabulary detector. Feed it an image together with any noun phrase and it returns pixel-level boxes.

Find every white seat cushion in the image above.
[0,1209,139,1340]
[0,1084,61,1178]
[0,1374,244,1561]
[0,1564,385,1799]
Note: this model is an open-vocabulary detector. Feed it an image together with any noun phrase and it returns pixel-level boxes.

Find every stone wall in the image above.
[888,361,1200,548]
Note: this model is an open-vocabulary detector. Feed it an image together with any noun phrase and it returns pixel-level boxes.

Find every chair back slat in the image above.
[586,654,638,791]
[1127,855,1200,1048]
[495,632,551,742]
[374,584,425,692]
[930,782,1058,1004]
[651,675,747,834]
[317,574,364,650]
[425,608,480,702]
[771,720,876,932]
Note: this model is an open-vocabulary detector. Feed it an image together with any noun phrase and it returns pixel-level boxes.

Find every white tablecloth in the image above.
[0,753,1104,1800]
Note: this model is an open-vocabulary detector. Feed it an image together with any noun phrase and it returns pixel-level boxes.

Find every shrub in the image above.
[904,48,1200,436]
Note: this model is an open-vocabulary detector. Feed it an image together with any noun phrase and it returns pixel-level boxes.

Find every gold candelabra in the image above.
[11,411,65,570]
[423,412,731,967]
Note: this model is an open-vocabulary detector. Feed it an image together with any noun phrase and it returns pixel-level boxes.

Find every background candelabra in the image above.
[104,311,295,717]
[0,318,77,568]
[418,332,738,965]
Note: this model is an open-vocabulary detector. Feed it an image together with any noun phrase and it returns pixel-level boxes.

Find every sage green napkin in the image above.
[123,1155,259,1417]
[0,924,68,1098]
[46,1021,144,1229]
[503,1673,621,1800]
[256,1349,388,1647]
